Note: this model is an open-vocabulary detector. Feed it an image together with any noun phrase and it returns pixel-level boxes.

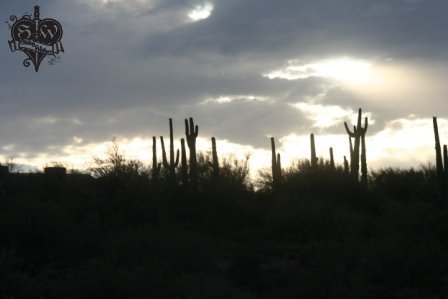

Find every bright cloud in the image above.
[264,58,376,85]
[188,3,213,21]
[270,116,448,172]
[291,103,355,129]
[202,95,271,104]
[368,117,448,168]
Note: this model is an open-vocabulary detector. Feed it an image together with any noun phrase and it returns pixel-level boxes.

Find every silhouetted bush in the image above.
[371,165,438,202]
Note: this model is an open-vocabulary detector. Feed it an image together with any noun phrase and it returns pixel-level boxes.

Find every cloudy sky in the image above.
[1,0,448,174]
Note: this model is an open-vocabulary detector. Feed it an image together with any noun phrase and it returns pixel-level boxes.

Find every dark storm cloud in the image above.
[140,0,448,59]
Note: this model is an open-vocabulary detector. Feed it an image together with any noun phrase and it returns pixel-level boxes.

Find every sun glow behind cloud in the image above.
[264,58,379,86]
[188,3,213,21]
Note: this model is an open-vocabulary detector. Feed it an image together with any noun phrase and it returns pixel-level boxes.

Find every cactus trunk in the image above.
[444,145,448,178]
[329,147,335,170]
[444,145,448,194]
[433,117,445,198]
[271,137,282,190]
[185,117,199,189]
[180,138,188,186]
[344,108,368,184]
[211,137,220,179]
[360,134,368,188]
[310,133,317,168]
[161,118,180,185]
[152,136,162,181]
[349,136,353,167]
[343,156,349,174]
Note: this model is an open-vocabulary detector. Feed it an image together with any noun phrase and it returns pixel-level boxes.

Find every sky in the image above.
[1,0,448,175]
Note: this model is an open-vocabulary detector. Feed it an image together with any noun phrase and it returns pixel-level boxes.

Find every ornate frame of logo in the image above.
[8,5,64,72]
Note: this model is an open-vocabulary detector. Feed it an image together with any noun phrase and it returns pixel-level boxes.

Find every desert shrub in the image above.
[371,165,438,202]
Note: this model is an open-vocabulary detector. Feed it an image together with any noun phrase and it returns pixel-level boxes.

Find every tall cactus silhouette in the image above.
[211,137,220,179]
[360,131,368,187]
[444,145,448,198]
[180,138,188,186]
[433,116,446,198]
[343,156,349,174]
[152,136,161,181]
[349,136,353,167]
[444,145,448,179]
[344,108,368,186]
[185,117,199,189]
[271,137,282,190]
[160,118,180,183]
[310,133,318,168]
[329,147,335,170]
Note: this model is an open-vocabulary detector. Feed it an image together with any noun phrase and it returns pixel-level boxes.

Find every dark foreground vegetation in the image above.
[0,156,448,299]
[1,112,448,298]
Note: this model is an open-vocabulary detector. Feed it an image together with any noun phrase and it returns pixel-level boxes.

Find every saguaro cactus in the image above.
[360,133,368,187]
[310,133,318,168]
[349,136,353,166]
[152,136,161,181]
[343,156,349,174]
[211,137,220,178]
[160,118,180,183]
[444,145,448,179]
[433,116,446,198]
[271,137,282,189]
[180,138,188,186]
[329,147,335,170]
[185,117,199,188]
[344,108,368,186]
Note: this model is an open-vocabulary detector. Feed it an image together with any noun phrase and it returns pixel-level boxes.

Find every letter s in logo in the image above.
[17,24,32,39]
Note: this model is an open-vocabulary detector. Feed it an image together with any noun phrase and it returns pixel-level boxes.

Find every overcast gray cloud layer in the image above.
[1,0,448,164]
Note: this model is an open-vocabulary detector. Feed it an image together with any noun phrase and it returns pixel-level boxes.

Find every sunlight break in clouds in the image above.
[274,117,448,171]
[368,117,448,168]
[292,103,355,129]
[188,3,213,21]
[264,58,376,86]
[201,95,270,104]
[292,103,375,129]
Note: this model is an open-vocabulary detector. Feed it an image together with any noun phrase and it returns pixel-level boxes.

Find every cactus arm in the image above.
[363,117,368,132]
[185,118,189,138]
[344,122,356,137]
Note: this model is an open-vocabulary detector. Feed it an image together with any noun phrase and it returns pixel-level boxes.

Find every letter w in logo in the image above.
[40,24,58,39]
